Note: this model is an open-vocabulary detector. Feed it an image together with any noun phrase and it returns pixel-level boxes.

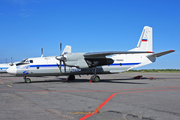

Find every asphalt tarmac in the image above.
[0,73,180,120]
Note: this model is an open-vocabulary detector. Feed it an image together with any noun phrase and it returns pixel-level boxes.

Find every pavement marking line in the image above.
[94,93,116,114]
[1,86,180,93]
[79,88,180,120]
[7,85,12,87]
[50,86,180,92]
[0,82,3,84]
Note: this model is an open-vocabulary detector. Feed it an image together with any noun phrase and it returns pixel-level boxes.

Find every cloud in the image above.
[19,9,34,18]
[19,13,31,18]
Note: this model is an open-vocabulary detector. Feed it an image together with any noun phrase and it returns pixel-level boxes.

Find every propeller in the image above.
[9,57,13,66]
[56,42,66,73]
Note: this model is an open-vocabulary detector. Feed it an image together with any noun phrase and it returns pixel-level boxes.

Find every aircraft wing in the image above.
[147,50,175,58]
[84,51,153,57]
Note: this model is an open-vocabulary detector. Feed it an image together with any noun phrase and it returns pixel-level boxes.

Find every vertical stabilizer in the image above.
[130,26,153,52]
[62,45,71,55]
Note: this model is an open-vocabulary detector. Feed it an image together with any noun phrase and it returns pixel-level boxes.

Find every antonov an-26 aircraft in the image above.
[0,62,19,73]
[7,26,174,83]
[0,63,10,73]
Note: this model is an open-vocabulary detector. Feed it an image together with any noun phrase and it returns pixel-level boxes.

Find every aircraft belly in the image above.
[0,70,7,73]
[16,67,60,77]
[107,66,130,73]
[16,65,130,77]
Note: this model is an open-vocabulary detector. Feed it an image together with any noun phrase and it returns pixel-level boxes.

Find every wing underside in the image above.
[84,51,153,57]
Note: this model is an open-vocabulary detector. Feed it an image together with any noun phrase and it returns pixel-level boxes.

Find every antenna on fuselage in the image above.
[41,47,43,58]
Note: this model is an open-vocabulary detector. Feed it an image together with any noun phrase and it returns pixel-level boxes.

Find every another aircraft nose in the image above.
[7,66,17,75]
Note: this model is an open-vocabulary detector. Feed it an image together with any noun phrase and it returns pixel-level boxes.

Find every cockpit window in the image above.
[17,59,30,66]
[21,59,26,63]
[30,60,33,63]
[21,59,28,63]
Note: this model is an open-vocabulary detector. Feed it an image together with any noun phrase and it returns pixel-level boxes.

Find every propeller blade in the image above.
[41,47,43,57]
[60,60,62,73]
[63,61,66,73]
[60,42,62,55]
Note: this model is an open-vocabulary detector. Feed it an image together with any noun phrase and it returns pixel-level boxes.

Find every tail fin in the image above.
[130,26,153,52]
[62,45,71,55]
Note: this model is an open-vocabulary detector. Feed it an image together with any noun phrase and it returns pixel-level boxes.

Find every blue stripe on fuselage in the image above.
[0,67,9,69]
[110,63,140,66]
[23,63,141,68]
[29,64,61,67]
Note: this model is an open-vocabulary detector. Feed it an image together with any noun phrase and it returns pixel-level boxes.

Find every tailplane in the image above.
[130,26,153,52]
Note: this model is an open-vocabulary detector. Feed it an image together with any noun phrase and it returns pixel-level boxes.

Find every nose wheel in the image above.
[24,77,31,83]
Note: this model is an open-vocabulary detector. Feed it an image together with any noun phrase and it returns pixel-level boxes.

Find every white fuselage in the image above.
[0,63,10,73]
[7,53,155,77]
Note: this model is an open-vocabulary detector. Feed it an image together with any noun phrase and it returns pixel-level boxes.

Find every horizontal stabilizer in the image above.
[147,50,175,58]
[84,51,153,57]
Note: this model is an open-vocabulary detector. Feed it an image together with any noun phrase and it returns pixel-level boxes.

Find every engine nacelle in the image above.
[64,53,89,68]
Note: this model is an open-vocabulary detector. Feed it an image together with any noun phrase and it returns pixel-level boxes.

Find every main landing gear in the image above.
[90,75,100,82]
[90,67,100,82]
[24,77,31,83]
[66,75,75,81]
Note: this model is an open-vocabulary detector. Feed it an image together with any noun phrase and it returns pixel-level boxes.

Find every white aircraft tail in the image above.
[62,45,71,55]
[130,26,153,52]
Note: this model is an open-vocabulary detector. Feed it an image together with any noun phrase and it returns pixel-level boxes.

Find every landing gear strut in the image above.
[90,67,100,82]
[24,77,31,83]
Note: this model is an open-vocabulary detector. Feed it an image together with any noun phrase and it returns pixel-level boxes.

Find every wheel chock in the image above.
[134,75,142,79]
[89,80,93,83]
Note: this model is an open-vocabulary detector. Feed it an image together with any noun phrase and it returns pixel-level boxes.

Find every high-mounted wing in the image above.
[83,51,153,68]
[84,51,153,57]
[147,50,175,58]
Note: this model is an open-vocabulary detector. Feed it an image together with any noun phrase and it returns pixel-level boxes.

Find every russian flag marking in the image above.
[142,39,147,42]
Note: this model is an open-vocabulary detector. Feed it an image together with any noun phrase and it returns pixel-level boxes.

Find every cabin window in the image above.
[120,63,122,66]
[37,66,39,69]
[30,60,33,63]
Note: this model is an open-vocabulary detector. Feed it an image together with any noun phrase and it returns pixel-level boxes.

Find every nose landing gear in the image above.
[24,77,31,83]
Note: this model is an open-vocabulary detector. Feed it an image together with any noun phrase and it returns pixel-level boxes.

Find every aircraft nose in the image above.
[7,66,17,75]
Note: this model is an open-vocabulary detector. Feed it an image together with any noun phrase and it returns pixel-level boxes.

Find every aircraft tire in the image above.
[68,75,75,80]
[91,75,100,82]
[25,78,31,83]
